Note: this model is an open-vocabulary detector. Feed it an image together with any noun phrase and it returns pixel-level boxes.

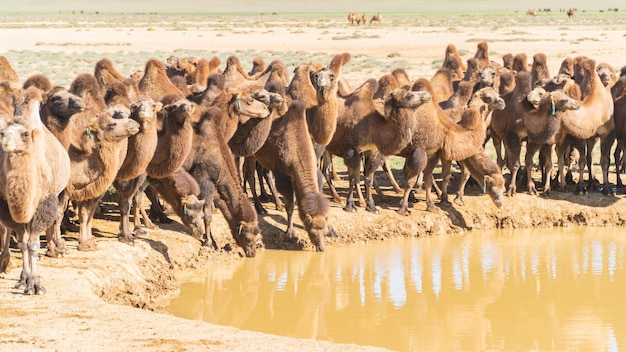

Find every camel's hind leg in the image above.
[76,196,102,251]
[505,133,523,196]
[274,172,296,238]
[398,149,427,215]
[45,191,69,258]
[262,169,284,211]
[115,176,145,244]
[422,154,442,212]
[243,157,268,215]
[0,224,11,273]
[320,152,343,203]
[363,152,385,214]
[598,131,616,195]
[342,148,362,212]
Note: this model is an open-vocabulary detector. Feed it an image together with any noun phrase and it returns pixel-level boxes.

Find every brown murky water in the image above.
[167,227,626,351]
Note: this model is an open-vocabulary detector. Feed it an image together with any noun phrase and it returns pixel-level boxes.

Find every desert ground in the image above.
[1,8,626,351]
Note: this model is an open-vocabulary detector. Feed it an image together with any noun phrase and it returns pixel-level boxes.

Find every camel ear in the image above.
[373,98,386,116]
[484,175,492,183]
[238,221,247,236]
[31,127,41,140]
[304,214,313,226]
[154,102,163,113]
[87,119,99,136]
[198,199,205,206]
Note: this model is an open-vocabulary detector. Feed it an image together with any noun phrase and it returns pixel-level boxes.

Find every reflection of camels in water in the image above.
[168,228,626,351]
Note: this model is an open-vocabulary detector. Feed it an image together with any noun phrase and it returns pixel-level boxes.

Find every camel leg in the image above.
[133,180,158,231]
[274,172,296,238]
[439,159,452,204]
[244,158,268,214]
[115,177,144,244]
[454,161,471,206]
[145,185,174,224]
[614,140,624,189]
[524,142,541,195]
[256,163,274,203]
[505,132,522,196]
[342,148,360,212]
[398,149,427,215]
[45,191,69,258]
[585,137,601,190]
[599,132,616,195]
[321,152,343,203]
[363,153,384,214]
[0,224,11,273]
[575,142,588,195]
[540,144,554,195]
[76,197,102,251]
[263,170,284,211]
[423,154,442,212]
[382,156,403,194]
[14,225,44,295]
[556,141,568,192]
[492,133,506,170]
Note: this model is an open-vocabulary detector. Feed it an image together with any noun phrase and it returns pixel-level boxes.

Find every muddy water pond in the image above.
[167,227,626,351]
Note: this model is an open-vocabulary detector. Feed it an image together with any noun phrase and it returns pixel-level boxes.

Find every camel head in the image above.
[596,63,616,88]
[130,96,161,125]
[87,105,139,143]
[160,96,196,126]
[311,67,337,102]
[527,87,547,108]
[550,91,581,113]
[253,84,286,117]
[179,195,206,242]
[379,86,432,121]
[235,221,261,258]
[479,66,497,88]
[471,87,506,111]
[484,174,505,209]
[45,86,86,119]
[0,121,40,155]
[226,89,270,124]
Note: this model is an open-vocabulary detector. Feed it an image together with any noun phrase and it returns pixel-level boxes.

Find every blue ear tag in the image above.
[87,129,93,139]
[551,94,556,116]
[184,205,188,215]
[237,97,241,111]
[483,179,487,194]
[551,101,556,115]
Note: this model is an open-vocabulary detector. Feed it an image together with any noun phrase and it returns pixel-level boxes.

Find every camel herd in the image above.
[348,12,381,25]
[0,40,625,295]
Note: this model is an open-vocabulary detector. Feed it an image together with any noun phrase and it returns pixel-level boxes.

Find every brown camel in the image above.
[512,53,531,73]
[370,12,382,24]
[146,168,206,241]
[182,106,261,257]
[253,98,337,252]
[473,41,491,71]
[326,79,432,213]
[113,97,162,244]
[502,53,514,70]
[138,58,185,101]
[0,86,71,294]
[22,73,53,92]
[145,94,195,179]
[40,86,86,151]
[0,56,19,88]
[451,150,506,208]
[395,79,502,213]
[554,58,615,195]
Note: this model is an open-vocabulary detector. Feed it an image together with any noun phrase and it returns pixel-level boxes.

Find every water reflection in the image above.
[168,227,626,351]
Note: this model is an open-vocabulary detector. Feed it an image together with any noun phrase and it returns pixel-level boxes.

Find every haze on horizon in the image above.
[0,0,617,14]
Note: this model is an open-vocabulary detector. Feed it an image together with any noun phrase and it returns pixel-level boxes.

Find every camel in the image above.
[145,94,195,179]
[370,12,382,24]
[567,8,575,17]
[596,62,617,89]
[182,106,261,257]
[146,168,206,241]
[113,97,162,243]
[325,80,432,213]
[450,150,506,208]
[473,41,491,72]
[94,58,126,91]
[0,56,19,88]
[40,86,86,150]
[0,86,70,294]
[138,58,185,101]
[253,98,337,252]
[554,59,615,195]
[527,9,538,16]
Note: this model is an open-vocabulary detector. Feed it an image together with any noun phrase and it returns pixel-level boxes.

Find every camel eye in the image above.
[22,132,30,139]
[106,123,117,130]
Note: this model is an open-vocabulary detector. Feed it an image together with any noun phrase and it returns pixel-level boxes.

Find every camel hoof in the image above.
[331,196,344,204]
[284,228,296,238]
[118,235,135,245]
[396,207,411,216]
[426,205,438,212]
[0,257,11,274]
[275,203,285,211]
[599,186,616,196]
[259,194,274,203]
[77,240,98,251]
[343,203,358,213]
[45,249,61,258]
[133,227,148,236]
[453,198,465,206]
[574,185,588,195]
[365,204,380,214]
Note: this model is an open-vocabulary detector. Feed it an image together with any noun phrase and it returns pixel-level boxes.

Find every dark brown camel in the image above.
[326,79,432,213]
[253,99,337,252]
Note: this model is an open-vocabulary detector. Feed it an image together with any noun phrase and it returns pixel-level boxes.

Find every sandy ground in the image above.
[1,14,626,351]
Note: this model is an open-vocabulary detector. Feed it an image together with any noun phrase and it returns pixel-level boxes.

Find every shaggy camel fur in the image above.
[555,59,615,194]
[65,104,139,250]
[394,79,501,213]
[145,94,195,179]
[512,53,531,73]
[0,87,70,294]
[147,168,206,241]
[182,106,261,257]
[22,73,52,92]
[502,53,514,70]
[138,58,185,101]
[325,80,432,213]
[253,99,337,252]
[436,86,506,205]
[208,87,270,141]
[442,44,466,80]
[473,41,491,71]
[40,86,86,151]
[113,97,162,243]
[222,56,289,91]
[451,150,506,208]
[0,56,19,88]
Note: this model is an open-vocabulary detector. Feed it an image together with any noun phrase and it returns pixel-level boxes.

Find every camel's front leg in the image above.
[76,196,102,251]
[274,172,296,237]
[398,149,427,215]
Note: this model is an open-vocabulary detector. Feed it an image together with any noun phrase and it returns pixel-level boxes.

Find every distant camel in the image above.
[567,8,575,17]
[370,12,382,24]
[526,9,538,16]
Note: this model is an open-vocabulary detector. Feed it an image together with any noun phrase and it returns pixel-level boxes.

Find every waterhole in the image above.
[168,227,624,351]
